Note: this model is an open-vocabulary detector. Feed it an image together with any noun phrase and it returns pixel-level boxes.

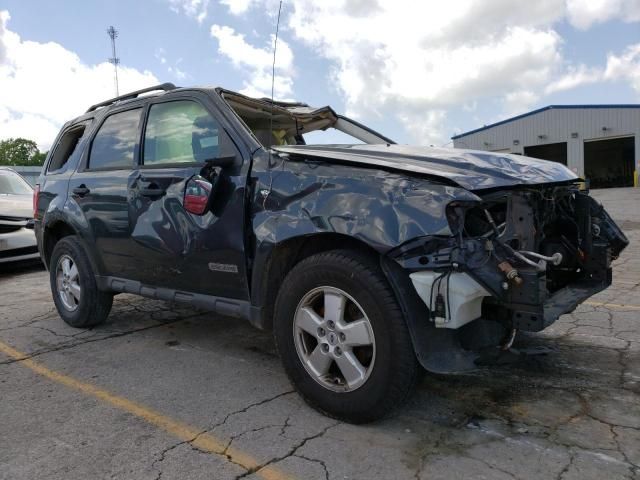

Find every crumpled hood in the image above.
[273,144,579,191]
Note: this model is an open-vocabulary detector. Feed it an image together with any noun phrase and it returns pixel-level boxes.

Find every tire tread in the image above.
[274,249,420,423]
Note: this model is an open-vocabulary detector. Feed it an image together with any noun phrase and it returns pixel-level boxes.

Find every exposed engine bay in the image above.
[391,184,628,335]
[216,88,629,371]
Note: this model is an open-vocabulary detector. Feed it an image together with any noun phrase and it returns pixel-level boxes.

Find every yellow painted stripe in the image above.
[584,301,640,311]
[0,340,293,480]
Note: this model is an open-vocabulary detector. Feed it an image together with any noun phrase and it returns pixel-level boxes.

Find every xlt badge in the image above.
[208,262,239,273]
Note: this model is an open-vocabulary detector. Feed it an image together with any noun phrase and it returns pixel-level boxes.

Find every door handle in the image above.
[138,186,166,197]
[72,185,90,196]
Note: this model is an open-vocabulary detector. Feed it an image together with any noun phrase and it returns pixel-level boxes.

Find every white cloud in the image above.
[566,0,640,29]
[155,48,167,64]
[605,43,640,93]
[168,65,188,80]
[544,64,603,94]
[210,24,294,99]
[156,48,189,81]
[0,10,7,64]
[543,43,640,95]
[220,0,256,15]
[282,0,566,144]
[219,0,282,15]
[0,11,158,150]
[503,90,541,116]
[397,109,447,147]
[168,0,210,23]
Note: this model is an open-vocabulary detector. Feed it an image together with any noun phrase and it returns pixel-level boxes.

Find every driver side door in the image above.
[127,94,249,300]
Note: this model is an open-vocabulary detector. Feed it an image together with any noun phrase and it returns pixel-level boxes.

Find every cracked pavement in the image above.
[0,187,639,480]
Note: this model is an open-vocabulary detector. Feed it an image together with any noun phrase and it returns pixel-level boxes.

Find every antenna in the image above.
[107,26,120,97]
[268,0,283,167]
[270,1,283,109]
[263,0,283,209]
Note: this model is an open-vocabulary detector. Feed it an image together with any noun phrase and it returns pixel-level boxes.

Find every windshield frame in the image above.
[217,88,395,149]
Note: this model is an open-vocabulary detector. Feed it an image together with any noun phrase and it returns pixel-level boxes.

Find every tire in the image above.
[274,249,420,423]
[49,236,113,328]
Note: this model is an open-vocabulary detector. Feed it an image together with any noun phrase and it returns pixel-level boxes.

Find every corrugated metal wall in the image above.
[452,107,640,181]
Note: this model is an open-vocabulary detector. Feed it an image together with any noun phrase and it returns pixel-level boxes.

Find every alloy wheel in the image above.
[293,286,376,392]
[56,254,81,311]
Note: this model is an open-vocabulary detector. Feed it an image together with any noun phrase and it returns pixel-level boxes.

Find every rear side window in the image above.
[143,100,220,166]
[48,122,90,173]
[89,108,142,170]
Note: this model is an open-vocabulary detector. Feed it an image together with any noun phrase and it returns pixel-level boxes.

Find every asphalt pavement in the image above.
[1,187,639,480]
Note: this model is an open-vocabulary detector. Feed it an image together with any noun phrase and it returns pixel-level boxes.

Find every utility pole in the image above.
[107,26,120,97]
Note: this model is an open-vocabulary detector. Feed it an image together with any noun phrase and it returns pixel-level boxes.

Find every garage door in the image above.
[584,136,635,189]
[524,142,567,165]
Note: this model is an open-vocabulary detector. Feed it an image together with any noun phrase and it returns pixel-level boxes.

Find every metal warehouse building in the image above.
[452,105,639,188]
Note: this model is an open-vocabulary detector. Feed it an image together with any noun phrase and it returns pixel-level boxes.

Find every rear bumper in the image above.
[0,228,39,263]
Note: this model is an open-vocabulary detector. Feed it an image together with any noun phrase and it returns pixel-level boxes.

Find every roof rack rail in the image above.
[86,82,177,113]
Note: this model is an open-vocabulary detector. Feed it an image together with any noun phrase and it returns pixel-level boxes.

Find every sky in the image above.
[0,0,639,150]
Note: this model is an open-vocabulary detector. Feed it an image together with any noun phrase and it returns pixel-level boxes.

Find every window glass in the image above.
[89,109,141,169]
[303,129,365,145]
[143,101,220,165]
[0,171,32,195]
[48,123,89,173]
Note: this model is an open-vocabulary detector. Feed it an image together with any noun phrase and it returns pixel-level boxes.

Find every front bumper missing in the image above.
[518,274,611,331]
[409,271,489,329]
[408,268,611,333]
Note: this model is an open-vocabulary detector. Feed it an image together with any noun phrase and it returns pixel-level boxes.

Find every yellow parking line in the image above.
[0,340,293,480]
[584,301,640,311]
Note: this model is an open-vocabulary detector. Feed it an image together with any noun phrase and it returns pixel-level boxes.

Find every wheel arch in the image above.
[250,232,482,375]
[42,220,103,278]
[42,220,78,269]
[249,232,380,331]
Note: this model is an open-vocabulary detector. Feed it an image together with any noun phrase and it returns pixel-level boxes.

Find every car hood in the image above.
[273,144,579,191]
[0,194,33,219]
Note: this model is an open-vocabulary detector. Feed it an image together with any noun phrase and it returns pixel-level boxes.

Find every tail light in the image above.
[184,176,212,215]
[33,184,40,219]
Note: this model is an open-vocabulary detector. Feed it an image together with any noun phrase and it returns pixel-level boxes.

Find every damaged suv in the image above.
[35,83,628,423]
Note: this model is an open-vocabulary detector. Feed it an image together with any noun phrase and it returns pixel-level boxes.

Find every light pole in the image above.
[107,26,120,97]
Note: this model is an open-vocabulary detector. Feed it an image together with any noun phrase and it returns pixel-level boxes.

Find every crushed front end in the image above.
[390,184,628,355]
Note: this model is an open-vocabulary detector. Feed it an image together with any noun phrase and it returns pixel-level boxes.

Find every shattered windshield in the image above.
[221,91,393,148]
[302,129,364,145]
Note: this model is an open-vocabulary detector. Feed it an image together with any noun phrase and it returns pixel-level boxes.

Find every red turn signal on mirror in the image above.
[184,177,212,215]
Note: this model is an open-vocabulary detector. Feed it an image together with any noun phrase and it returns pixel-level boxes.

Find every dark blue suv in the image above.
[35,84,627,422]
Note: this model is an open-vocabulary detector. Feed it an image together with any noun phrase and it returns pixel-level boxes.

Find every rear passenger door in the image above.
[68,107,142,279]
[128,94,249,299]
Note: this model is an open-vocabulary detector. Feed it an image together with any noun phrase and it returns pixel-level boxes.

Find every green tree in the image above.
[0,138,47,166]
[32,150,48,165]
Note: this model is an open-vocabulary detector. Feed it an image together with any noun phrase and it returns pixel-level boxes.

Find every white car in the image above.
[0,167,39,263]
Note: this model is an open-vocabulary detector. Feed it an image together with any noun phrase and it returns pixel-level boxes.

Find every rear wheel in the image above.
[50,236,113,328]
[274,250,420,423]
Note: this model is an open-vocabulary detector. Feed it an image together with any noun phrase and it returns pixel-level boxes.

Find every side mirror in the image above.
[184,176,212,215]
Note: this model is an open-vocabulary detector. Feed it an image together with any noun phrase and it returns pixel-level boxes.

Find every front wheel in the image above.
[274,250,420,423]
